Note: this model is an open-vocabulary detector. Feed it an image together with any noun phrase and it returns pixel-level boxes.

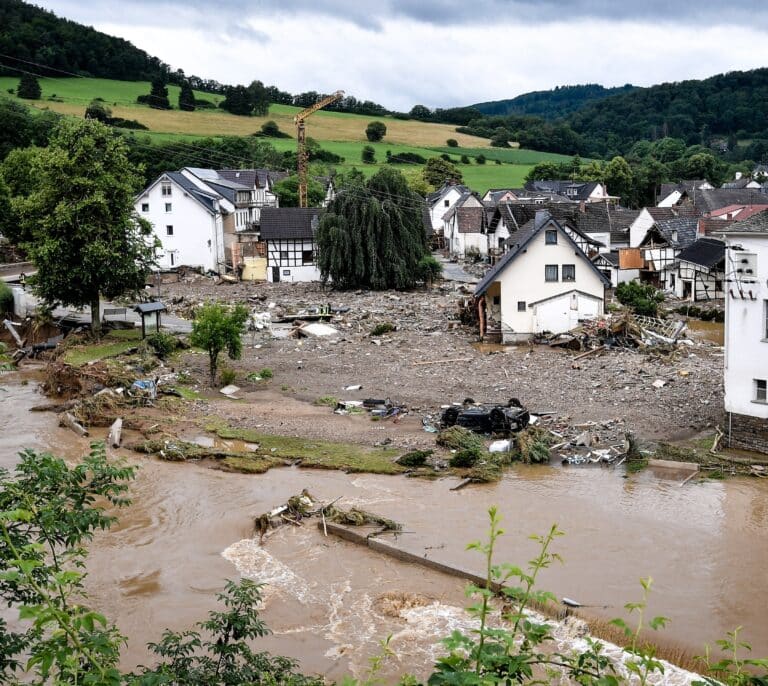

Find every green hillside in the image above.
[0,75,578,192]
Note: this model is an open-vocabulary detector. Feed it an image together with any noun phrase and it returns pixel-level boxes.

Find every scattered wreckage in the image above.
[440,398,530,435]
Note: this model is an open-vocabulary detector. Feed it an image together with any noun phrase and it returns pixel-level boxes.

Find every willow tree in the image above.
[316,167,429,290]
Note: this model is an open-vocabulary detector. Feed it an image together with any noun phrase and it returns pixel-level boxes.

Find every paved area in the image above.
[434,254,478,284]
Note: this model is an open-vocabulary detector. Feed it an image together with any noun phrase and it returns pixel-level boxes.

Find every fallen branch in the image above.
[573,346,605,361]
[60,412,89,438]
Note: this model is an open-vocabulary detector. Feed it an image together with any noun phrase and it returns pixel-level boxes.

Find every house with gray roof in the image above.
[260,207,322,282]
[474,211,609,343]
[523,180,614,203]
[637,216,699,290]
[673,237,725,301]
[134,171,227,273]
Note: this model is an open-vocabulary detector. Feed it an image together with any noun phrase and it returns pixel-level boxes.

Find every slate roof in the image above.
[457,207,485,234]
[593,251,620,267]
[698,217,735,236]
[721,178,756,189]
[524,180,603,201]
[651,217,699,248]
[676,238,725,268]
[426,182,471,205]
[708,204,768,221]
[165,172,220,214]
[219,169,261,189]
[715,208,768,235]
[259,208,321,240]
[203,179,250,204]
[475,211,610,296]
[688,188,768,214]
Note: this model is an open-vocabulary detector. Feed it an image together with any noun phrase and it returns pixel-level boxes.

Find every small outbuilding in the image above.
[134,301,167,338]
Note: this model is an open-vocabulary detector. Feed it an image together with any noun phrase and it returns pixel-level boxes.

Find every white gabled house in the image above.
[475,211,609,343]
[427,183,470,235]
[673,237,725,301]
[443,193,486,258]
[260,207,321,283]
[135,171,226,273]
[718,210,768,454]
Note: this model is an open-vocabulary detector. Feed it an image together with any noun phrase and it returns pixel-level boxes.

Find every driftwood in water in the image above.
[31,400,78,413]
[60,412,89,437]
[108,418,123,448]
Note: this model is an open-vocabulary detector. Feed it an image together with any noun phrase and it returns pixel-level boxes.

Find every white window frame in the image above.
[161,183,172,197]
[545,230,558,245]
[562,264,576,282]
[755,379,767,403]
[545,264,559,282]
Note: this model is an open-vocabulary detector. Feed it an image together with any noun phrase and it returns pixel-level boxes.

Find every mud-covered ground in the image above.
[158,277,724,447]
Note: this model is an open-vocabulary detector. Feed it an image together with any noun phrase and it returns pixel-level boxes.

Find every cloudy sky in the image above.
[34,1,768,110]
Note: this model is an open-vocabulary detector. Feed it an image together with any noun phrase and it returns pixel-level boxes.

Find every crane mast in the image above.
[294,90,344,208]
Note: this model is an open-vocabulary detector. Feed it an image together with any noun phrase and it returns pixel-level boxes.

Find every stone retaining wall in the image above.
[728,412,768,454]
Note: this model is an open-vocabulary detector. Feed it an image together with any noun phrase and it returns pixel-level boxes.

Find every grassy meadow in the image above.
[0,75,576,193]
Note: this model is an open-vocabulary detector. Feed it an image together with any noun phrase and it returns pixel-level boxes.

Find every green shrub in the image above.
[446,138,458,147]
[371,322,396,336]
[314,395,338,407]
[246,367,273,382]
[460,154,470,164]
[396,449,433,467]
[259,367,273,379]
[0,281,14,316]
[437,426,484,452]
[416,255,443,284]
[146,331,178,359]
[476,154,487,164]
[450,446,483,467]
[616,281,664,316]
[220,368,237,385]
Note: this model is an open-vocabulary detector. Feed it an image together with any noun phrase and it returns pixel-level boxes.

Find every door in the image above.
[272,267,280,283]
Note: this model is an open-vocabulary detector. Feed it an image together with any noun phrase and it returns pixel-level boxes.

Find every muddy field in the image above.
[158,278,724,447]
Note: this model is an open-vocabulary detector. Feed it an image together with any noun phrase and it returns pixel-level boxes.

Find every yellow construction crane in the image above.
[294,90,344,207]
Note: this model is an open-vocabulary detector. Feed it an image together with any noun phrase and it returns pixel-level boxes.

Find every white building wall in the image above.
[724,234,768,419]
[136,181,222,272]
[266,239,321,282]
[491,229,606,341]
[430,188,463,232]
[629,209,656,247]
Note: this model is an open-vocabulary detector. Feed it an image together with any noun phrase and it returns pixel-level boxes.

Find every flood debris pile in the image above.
[543,313,688,355]
[253,491,402,544]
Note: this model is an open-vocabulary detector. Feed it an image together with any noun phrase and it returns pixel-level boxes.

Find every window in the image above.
[282,269,291,276]
[545,265,558,282]
[444,199,450,207]
[302,250,314,265]
[279,251,289,261]
[166,225,173,236]
[141,203,149,212]
[756,379,767,403]
[161,183,172,197]
[169,252,175,267]
[517,301,526,312]
[562,264,576,281]
[492,295,500,305]
[764,300,768,340]
[545,230,557,245]
[165,203,172,213]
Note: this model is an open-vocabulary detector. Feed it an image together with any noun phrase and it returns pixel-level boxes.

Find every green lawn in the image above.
[433,146,583,164]
[0,76,221,108]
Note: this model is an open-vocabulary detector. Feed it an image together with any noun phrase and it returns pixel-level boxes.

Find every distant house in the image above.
[524,180,614,203]
[592,251,637,288]
[482,189,518,204]
[721,177,762,190]
[716,210,768,454]
[426,183,471,235]
[135,171,226,273]
[752,164,768,180]
[474,211,609,343]
[674,188,768,214]
[706,204,768,222]
[260,207,321,283]
[637,216,699,290]
[657,180,713,207]
[442,192,486,257]
[673,237,725,301]
[628,206,700,248]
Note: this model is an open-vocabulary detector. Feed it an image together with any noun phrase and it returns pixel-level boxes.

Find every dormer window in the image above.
[161,183,172,197]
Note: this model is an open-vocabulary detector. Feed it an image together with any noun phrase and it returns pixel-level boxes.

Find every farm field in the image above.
[1,75,574,192]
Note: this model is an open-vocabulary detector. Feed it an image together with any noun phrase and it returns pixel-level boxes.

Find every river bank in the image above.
[3,370,768,683]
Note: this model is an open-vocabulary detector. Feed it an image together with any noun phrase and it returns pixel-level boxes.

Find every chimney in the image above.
[735,171,743,180]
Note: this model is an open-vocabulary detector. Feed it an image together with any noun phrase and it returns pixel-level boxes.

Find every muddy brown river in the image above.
[3,372,768,682]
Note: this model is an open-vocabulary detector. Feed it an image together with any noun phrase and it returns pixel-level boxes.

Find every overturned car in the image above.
[441,398,530,435]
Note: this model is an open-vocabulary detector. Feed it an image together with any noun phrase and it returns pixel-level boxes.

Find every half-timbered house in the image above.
[260,207,321,283]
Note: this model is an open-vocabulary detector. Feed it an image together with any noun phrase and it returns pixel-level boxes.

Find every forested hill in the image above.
[569,68,768,157]
[0,0,168,81]
[473,84,637,119]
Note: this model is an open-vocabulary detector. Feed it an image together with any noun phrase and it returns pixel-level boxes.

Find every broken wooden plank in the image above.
[30,400,78,413]
[413,357,473,366]
[3,319,23,347]
[450,478,474,491]
[60,412,89,437]
[680,471,698,487]
[108,418,123,448]
[648,458,699,472]
[573,346,605,361]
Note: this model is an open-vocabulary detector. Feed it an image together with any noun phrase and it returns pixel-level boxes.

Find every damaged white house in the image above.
[260,207,321,283]
[474,211,609,343]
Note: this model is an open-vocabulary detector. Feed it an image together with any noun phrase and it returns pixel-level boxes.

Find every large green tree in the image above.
[316,168,429,290]
[423,157,463,186]
[12,118,156,335]
[272,175,326,207]
[178,80,196,111]
[16,72,41,100]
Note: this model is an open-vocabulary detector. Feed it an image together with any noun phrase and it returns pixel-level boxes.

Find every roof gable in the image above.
[475,211,610,295]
